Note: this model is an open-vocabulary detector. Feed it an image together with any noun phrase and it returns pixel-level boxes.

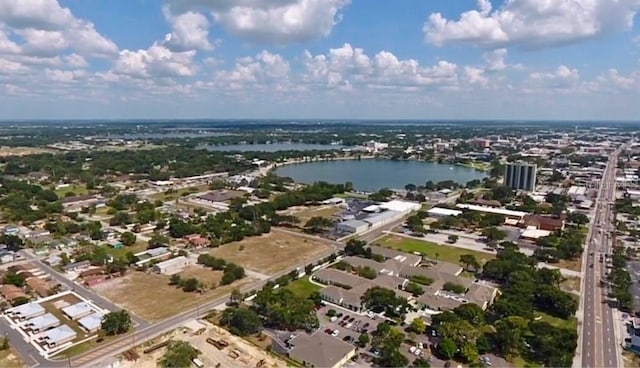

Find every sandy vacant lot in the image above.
[0,146,54,157]
[119,321,287,368]
[279,205,341,224]
[95,271,256,322]
[208,231,335,275]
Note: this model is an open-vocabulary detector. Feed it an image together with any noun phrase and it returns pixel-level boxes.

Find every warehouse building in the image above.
[427,207,462,218]
[336,219,370,235]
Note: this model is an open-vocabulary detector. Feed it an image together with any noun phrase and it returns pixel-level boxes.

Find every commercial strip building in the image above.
[336,200,421,235]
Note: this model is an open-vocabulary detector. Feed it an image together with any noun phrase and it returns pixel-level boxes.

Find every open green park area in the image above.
[376,235,495,265]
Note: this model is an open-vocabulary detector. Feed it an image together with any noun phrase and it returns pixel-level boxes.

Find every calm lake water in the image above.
[275,159,486,191]
[204,143,343,152]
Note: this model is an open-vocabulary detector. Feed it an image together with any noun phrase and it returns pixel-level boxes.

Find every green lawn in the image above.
[54,184,88,197]
[534,311,577,330]
[376,235,495,265]
[285,277,321,298]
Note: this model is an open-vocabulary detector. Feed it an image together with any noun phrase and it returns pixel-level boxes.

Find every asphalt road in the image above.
[580,149,620,368]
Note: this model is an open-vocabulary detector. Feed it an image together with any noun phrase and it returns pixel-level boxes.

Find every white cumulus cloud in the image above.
[165,0,350,44]
[424,0,640,49]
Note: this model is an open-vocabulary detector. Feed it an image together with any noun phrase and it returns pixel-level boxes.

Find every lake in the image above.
[204,143,343,152]
[275,159,486,192]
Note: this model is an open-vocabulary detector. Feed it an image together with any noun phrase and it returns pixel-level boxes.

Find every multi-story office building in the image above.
[504,163,537,191]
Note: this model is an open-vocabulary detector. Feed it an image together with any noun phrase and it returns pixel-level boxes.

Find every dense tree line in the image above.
[252,288,319,331]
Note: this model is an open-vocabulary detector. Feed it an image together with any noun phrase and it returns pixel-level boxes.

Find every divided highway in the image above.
[580,148,621,368]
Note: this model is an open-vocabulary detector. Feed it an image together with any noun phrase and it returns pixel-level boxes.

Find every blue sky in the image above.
[0,0,639,120]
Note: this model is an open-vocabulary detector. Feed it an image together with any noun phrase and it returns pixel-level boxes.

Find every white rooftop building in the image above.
[38,325,76,347]
[8,302,45,320]
[153,256,190,275]
[456,204,527,220]
[427,207,462,217]
[25,313,60,333]
[78,312,105,333]
[62,302,94,320]
[379,200,421,213]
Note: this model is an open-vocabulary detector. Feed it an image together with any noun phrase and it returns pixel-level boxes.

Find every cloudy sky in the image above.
[0,0,639,120]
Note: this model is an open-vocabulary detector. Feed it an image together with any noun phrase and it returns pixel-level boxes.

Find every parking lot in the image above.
[317,304,381,351]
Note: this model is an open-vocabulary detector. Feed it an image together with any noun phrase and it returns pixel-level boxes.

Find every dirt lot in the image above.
[94,271,257,322]
[181,265,223,287]
[0,146,54,157]
[118,321,288,368]
[208,231,335,275]
[279,205,341,224]
[0,348,24,368]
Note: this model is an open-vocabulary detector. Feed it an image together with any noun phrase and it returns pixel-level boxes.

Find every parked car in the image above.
[331,330,340,337]
[324,328,332,334]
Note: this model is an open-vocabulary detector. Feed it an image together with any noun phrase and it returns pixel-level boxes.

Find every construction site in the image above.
[117,319,288,368]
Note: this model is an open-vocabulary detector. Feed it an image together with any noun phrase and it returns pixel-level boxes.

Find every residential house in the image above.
[61,260,91,273]
[1,284,27,303]
[26,277,53,297]
[153,256,190,275]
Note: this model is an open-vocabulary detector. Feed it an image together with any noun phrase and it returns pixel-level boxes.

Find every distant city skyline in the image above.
[0,0,639,120]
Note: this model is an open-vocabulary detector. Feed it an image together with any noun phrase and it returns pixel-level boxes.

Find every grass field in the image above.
[181,265,223,287]
[285,277,321,298]
[208,231,335,275]
[95,271,256,321]
[534,311,578,330]
[376,235,495,265]
[55,184,89,197]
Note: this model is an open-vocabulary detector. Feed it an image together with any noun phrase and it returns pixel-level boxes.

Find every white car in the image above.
[331,330,340,337]
[418,342,424,349]
[409,346,417,354]
[414,349,422,356]
[330,316,338,322]
[345,323,353,329]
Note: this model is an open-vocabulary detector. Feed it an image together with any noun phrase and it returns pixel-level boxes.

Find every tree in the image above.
[229,289,243,305]
[459,254,480,272]
[411,357,431,367]
[304,216,333,233]
[447,234,459,244]
[453,304,486,326]
[101,310,132,335]
[3,272,25,287]
[159,341,200,368]
[148,233,170,248]
[405,282,424,296]
[0,235,23,252]
[494,316,528,356]
[567,212,589,225]
[221,263,245,285]
[358,332,370,347]
[120,231,136,246]
[442,282,467,294]
[362,287,409,318]
[169,274,181,286]
[220,307,263,336]
[182,278,201,292]
[410,318,427,334]
[438,338,457,359]
[482,226,506,246]
[344,239,370,257]
[405,183,417,192]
